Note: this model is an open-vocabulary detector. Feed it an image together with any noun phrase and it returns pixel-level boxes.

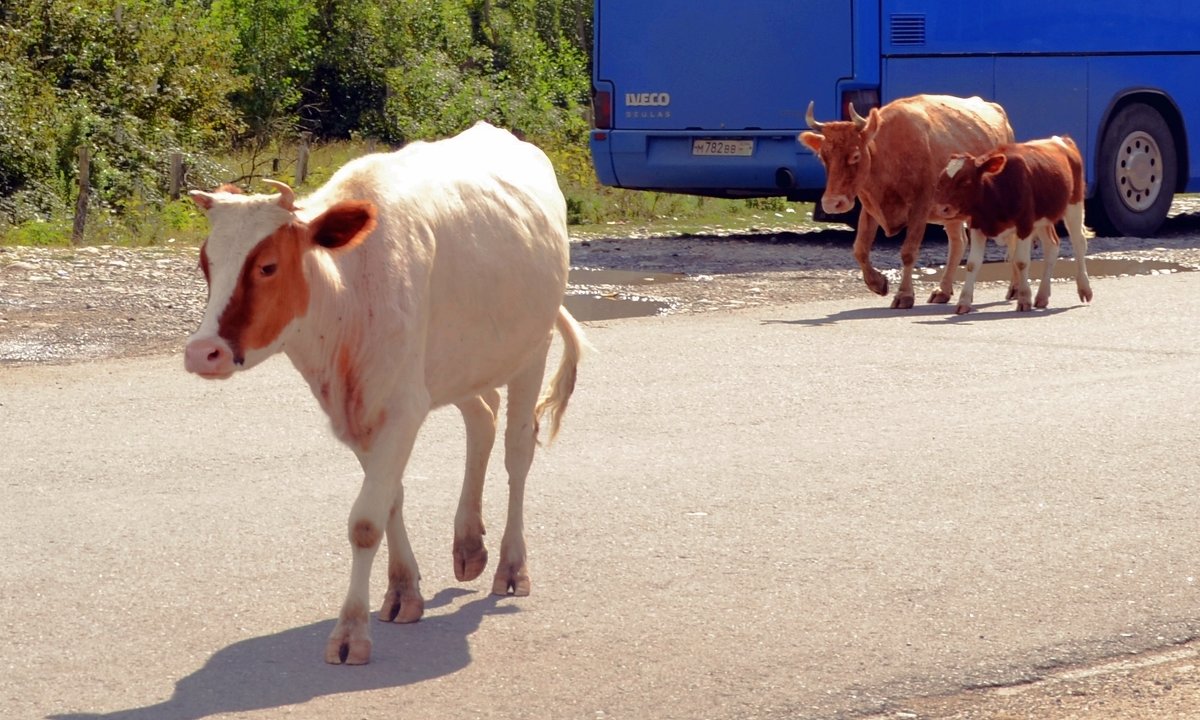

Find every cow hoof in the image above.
[1035,296,1050,309]
[865,270,889,297]
[325,622,372,665]
[955,304,972,315]
[453,536,489,581]
[1017,301,1033,312]
[491,563,531,597]
[890,294,915,310]
[380,589,425,624]
[928,290,952,304]
[1079,287,1094,303]
[1006,285,1019,301]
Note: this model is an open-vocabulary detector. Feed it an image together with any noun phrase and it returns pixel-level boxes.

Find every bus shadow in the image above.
[47,588,515,720]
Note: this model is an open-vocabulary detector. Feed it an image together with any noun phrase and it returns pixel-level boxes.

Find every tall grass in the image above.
[0,137,801,247]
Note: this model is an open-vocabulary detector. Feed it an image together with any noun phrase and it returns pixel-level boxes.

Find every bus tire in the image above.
[1089,102,1177,237]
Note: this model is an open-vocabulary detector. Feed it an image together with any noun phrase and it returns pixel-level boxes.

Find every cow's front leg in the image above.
[1011,234,1034,311]
[956,229,988,314]
[326,412,426,665]
[893,218,928,309]
[492,339,551,596]
[380,484,424,625]
[452,390,501,582]
[852,213,889,297]
[929,221,966,304]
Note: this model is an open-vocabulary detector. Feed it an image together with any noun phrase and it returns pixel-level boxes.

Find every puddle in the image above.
[945,257,1192,282]
[566,268,684,321]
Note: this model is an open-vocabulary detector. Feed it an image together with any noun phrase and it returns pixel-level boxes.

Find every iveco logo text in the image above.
[625,92,671,106]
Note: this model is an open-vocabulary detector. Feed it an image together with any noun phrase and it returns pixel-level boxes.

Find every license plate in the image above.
[692,139,754,157]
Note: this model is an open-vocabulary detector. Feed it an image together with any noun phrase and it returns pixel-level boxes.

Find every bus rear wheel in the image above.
[1088,102,1177,237]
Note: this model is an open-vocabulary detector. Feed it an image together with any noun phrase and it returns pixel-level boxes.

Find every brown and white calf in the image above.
[185,121,587,665]
[932,135,1094,314]
[800,94,1014,308]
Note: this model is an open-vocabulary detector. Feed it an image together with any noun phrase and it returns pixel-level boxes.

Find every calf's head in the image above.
[932,152,1006,221]
[185,181,377,379]
[798,101,880,215]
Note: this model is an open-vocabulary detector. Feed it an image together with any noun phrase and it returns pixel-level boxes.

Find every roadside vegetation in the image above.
[0,0,793,247]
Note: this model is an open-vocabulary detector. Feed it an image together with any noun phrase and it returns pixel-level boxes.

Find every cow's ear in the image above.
[190,190,215,212]
[980,154,1007,176]
[798,132,824,152]
[309,200,377,251]
[862,108,882,143]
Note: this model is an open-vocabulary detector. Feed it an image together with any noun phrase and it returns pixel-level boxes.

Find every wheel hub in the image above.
[1116,130,1162,211]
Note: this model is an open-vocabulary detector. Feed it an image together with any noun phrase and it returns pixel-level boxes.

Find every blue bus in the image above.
[588,1,1200,236]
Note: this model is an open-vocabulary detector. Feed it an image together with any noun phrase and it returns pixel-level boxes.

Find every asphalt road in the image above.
[3,271,1200,720]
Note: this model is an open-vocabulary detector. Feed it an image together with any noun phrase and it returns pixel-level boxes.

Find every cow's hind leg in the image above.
[492,336,552,596]
[453,390,501,582]
[929,221,966,304]
[326,406,427,665]
[1034,224,1061,309]
[1065,202,1093,302]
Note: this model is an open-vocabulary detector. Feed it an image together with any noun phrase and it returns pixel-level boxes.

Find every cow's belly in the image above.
[422,239,568,407]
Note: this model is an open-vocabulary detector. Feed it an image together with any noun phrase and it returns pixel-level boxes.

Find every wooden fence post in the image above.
[72,146,90,246]
[169,152,183,200]
[296,134,310,186]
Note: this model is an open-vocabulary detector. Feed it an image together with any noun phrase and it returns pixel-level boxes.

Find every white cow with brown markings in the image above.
[185,122,587,665]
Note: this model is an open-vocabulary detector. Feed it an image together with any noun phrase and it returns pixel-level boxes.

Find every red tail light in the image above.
[593,89,612,130]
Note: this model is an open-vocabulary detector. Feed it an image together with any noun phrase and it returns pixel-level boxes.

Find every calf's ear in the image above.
[309,200,377,251]
[798,132,824,152]
[980,154,1007,176]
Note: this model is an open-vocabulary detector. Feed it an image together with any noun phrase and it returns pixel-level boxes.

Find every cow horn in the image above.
[262,179,296,211]
[804,101,825,132]
[848,102,869,130]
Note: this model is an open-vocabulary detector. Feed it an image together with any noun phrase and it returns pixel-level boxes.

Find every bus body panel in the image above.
[880,1,1200,56]
[591,0,1200,216]
[591,0,869,198]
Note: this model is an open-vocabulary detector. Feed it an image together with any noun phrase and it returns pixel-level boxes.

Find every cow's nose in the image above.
[821,195,853,215]
[185,336,235,378]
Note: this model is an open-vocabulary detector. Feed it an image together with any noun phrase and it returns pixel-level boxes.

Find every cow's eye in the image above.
[848,151,862,164]
[260,263,278,278]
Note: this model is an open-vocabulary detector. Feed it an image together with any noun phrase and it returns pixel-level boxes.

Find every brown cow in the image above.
[800,95,1014,308]
[932,135,1093,314]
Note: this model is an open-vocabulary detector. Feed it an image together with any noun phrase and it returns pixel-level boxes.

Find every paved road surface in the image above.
[3,272,1199,719]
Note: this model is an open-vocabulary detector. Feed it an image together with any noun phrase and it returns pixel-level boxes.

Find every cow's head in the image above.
[798,101,881,215]
[932,152,1006,221]
[184,180,377,379]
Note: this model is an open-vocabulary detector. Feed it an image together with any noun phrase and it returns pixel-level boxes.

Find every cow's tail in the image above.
[535,306,590,442]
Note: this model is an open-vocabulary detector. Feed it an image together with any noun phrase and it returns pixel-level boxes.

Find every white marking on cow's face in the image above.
[945,157,967,179]
[189,192,299,371]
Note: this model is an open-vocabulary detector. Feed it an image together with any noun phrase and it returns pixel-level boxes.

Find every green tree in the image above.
[0,0,242,225]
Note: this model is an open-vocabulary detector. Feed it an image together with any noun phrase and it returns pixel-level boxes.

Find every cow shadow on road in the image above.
[48,588,515,720]
[766,300,1076,327]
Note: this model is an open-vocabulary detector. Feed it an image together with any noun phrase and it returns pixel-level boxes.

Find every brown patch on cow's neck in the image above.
[335,341,386,450]
[218,224,311,362]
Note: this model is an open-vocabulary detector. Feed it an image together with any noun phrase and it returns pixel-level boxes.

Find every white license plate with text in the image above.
[691,139,754,157]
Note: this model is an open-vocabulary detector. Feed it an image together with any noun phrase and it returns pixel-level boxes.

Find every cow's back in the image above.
[297,123,569,408]
[868,95,1014,225]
